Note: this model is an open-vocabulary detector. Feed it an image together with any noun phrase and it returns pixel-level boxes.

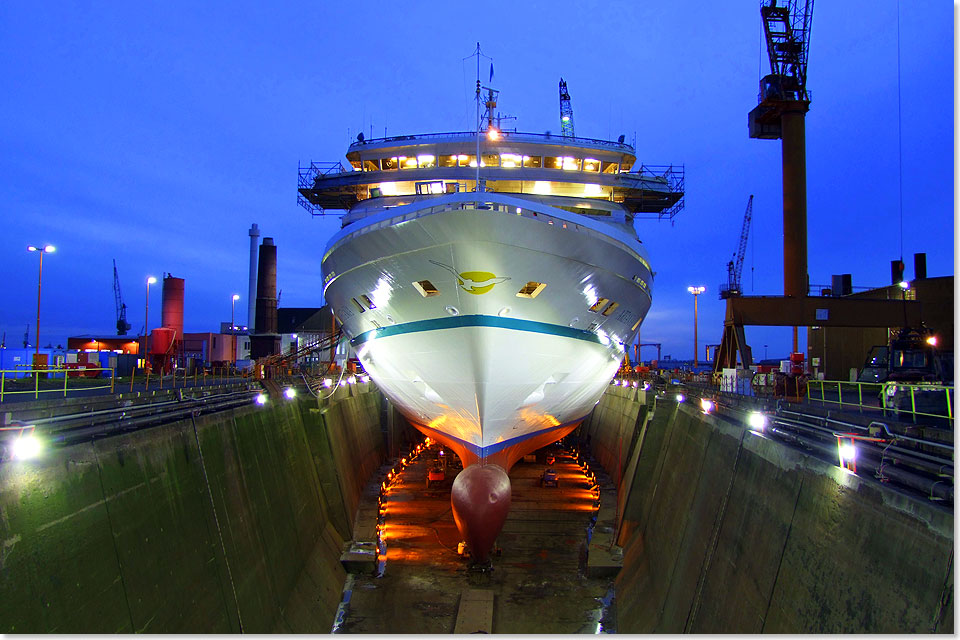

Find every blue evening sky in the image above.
[0,1,954,361]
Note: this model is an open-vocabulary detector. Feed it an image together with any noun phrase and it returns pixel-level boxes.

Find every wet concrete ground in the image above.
[337,445,617,634]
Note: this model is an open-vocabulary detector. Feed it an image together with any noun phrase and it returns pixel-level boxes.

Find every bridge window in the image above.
[363,159,380,171]
[516,282,547,299]
[417,155,436,168]
[500,153,522,168]
[544,156,563,170]
[562,157,580,171]
[481,153,499,168]
[412,280,440,297]
[522,155,542,168]
[350,160,362,171]
[439,155,458,168]
[460,154,477,167]
[399,156,418,169]
[601,161,620,174]
[583,158,600,173]
[382,157,399,170]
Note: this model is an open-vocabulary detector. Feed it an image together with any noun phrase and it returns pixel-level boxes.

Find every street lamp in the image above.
[687,286,705,368]
[231,294,240,364]
[27,244,55,365]
[144,276,157,370]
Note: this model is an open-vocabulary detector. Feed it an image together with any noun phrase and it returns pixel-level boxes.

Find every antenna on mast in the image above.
[463,42,492,193]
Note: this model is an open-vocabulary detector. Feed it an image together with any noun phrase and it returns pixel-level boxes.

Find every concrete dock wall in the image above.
[584,387,954,634]
[0,385,386,633]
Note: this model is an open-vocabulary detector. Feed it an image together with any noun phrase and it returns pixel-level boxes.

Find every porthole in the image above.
[413,280,440,297]
[568,317,579,327]
[498,307,511,317]
[361,294,376,309]
[516,282,546,299]
[445,306,459,316]
[601,301,620,316]
[588,297,608,313]
[351,298,365,313]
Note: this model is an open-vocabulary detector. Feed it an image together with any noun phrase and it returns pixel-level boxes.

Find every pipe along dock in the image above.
[0,381,952,633]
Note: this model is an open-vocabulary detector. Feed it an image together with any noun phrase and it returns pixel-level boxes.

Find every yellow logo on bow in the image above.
[430,260,510,295]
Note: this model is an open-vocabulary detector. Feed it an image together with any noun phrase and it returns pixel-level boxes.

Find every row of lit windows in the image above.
[351,155,622,173]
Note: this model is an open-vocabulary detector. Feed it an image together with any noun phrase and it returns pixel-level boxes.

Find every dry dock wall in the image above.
[0,385,386,633]
[583,386,954,634]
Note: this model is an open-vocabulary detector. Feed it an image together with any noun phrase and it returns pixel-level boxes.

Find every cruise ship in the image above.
[299,85,683,562]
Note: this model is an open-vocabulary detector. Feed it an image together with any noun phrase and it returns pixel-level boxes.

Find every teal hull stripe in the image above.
[350,314,605,347]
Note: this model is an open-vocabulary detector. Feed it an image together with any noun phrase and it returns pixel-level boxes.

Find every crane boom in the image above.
[113,259,131,335]
[558,78,575,137]
[720,195,754,299]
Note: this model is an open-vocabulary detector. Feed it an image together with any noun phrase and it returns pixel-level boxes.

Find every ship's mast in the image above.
[466,42,491,193]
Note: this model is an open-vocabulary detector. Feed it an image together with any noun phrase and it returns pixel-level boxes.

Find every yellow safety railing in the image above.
[880,381,954,424]
[806,379,884,410]
[808,378,954,424]
[0,367,116,402]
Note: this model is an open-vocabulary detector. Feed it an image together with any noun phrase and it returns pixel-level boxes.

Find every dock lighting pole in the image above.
[231,294,240,364]
[27,244,55,365]
[144,276,156,369]
[687,286,705,368]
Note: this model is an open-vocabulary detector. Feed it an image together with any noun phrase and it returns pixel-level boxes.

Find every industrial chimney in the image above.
[247,223,260,332]
[250,237,280,359]
[914,252,927,280]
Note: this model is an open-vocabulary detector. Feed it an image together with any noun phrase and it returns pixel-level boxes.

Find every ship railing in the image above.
[350,129,636,153]
[333,197,648,262]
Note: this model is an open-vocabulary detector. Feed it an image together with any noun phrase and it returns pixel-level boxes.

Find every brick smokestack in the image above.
[250,237,280,359]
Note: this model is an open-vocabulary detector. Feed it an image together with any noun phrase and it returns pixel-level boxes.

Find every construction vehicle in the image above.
[719,195,754,298]
[858,327,948,385]
[113,259,131,336]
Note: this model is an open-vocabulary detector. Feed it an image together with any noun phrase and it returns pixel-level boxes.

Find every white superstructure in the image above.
[301,105,683,469]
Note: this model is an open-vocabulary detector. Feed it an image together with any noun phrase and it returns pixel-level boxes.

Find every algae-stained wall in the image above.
[584,388,954,634]
[0,387,385,633]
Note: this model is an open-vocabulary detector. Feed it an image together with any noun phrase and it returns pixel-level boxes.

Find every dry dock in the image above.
[337,445,618,634]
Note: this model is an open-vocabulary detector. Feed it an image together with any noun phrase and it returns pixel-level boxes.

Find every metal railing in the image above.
[1,367,115,402]
[792,378,953,426]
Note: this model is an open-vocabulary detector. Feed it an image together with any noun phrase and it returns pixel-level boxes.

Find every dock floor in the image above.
[338,447,617,634]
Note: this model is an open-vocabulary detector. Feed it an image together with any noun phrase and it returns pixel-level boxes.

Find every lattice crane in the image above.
[559,78,575,137]
[113,259,131,335]
[721,195,754,299]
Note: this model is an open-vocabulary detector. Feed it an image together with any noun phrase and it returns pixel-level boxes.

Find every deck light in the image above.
[283,387,296,399]
[675,393,685,403]
[255,392,267,405]
[700,398,714,414]
[11,433,41,460]
[898,280,910,290]
[322,378,333,388]
[487,127,500,140]
[748,411,766,432]
[926,336,937,346]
